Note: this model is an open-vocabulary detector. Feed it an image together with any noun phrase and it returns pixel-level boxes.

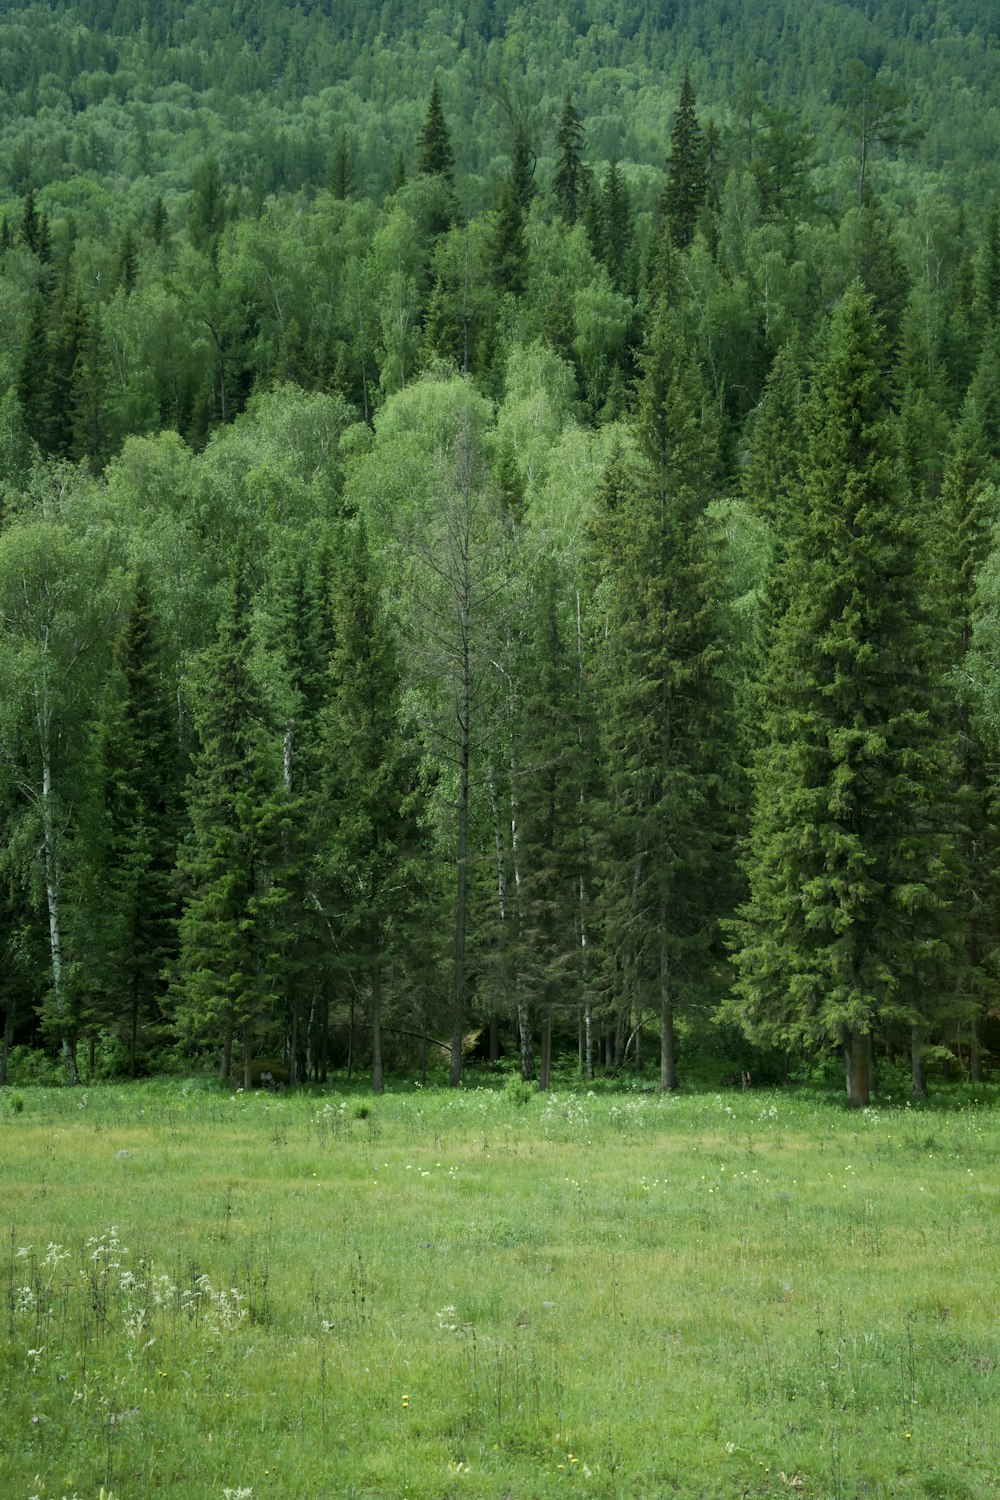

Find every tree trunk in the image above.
[128,976,139,1079]
[847,1024,870,1108]
[289,981,300,1086]
[659,939,678,1090]
[220,1015,233,1081]
[538,1011,553,1092]
[1,999,14,1086]
[450,609,471,1088]
[41,735,76,1085]
[970,1014,983,1084]
[634,1007,644,1074]
[489,1016,500,1062]
[371,953,384,1095]
[243,1023,253,1093]
[584,1001,594,1081]
[517,997,535,1081]
[910,1024,927,1099]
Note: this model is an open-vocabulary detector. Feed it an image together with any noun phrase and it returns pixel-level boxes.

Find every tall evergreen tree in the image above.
[935,397,997,1086]
[731,284,961,1106]
[509,119,536,215]
[91,573,180,1075]
[661,70,707,252]
[602,163,636,296]
[508,555,588,1089]
[320,522,427,1094]
[16,295,55,454]
[553,92,585,224]
[174,562,291,1086]
[416,80,455,183]
[486,180,528,297]
[329,129,356,200]
[593,311,733,1089]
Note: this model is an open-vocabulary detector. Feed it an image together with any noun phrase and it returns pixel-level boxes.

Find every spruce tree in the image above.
[509,556,587,1089]
[553,93,585,223]
[174,562,291,1086]
[329,129,356,200]
[416,80,455,182]
[593,311,733,1089]
[320,522,427,1094]
[16,295,55,454]
[661,70,707,252]
[509,119,536,215]
[602,163,636,296]
[93,573,180,1076]
[935,397,997,1085]
[731,284,961,1106]
[486,180,528,297]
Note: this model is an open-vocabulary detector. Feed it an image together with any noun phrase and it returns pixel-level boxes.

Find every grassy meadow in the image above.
[1,1077,999,1500]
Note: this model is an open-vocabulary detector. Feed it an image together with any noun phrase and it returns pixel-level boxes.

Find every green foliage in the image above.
[731,285,962,1104]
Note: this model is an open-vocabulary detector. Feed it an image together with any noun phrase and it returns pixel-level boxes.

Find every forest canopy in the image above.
[1,0,999,1106]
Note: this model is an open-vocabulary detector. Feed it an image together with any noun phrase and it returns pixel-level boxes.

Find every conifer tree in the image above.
[935,397,997,1086]
[553,93,585,223]
[174,562,291,1086]
[486,180,528,297]
[509,119,536,215]
[973,200,1000,328]
[116,225,139,295]
[661,70,707,252]
[731,285,961,1106]
[416,80,455,183]
[16,295,55,454]
[92,573,180,1075]
[150,195,168,246]
[509,556,588,1089]
[602,163,636,296]
[320,522,427,1094]
[19,186,41,255]
[593,311,733,1088]
[329,129,356,200]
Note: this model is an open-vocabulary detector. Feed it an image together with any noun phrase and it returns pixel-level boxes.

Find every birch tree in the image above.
[0,494,119,1083]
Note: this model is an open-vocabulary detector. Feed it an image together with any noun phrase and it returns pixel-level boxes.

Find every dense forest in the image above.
[1,0,1000,1105]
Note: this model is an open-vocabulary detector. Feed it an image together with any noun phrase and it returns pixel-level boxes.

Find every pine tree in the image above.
[553,92,585,223]
[486,180,528,297]
[174,562,291,1086]
[16,295,55,454]
[416,80,455,182]
[329,129,356,200]
[19,186,41,255]
[661,70,707,252]
[390,149,407,194]
[320,522,427,1093]
[269,544,340,1084]
[116,225,139,295]
[150,195,168,246]
[509,557,589,1090]
[935,397,997,1086]
[973,200,1000,328]
[593,311,733,1089]
[93,573,180,1076]
[70,302,109,472]
[731,285,961,1106]
[509,119,536,215]
[601,162,636,295]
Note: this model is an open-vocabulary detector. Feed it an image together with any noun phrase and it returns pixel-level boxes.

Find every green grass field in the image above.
[2,1078,998,1499]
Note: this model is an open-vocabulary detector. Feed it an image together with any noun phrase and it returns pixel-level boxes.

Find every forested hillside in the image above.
[1,0,999,1104]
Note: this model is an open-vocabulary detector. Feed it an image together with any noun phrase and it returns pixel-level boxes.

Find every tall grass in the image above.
[2,1079,998,1498]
